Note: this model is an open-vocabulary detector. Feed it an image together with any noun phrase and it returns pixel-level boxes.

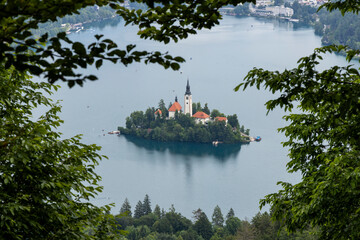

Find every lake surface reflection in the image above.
[123,135,243,161]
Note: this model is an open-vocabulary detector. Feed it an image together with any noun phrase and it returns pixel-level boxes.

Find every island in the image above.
[118,80,253,144]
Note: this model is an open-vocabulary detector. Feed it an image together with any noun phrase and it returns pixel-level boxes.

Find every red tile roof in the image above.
[192,111,210,119]
[155,109,162,115]
[168,102,182,112]
[215,116,227,121]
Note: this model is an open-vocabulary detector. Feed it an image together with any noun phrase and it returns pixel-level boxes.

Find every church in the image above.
[167,80,225,125]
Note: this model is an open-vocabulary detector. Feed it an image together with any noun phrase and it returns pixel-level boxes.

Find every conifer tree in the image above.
[154,204,161,219]
[134,201,144,219]
[226,208,235,220]
[161,208,166,218]
[193,212,213,240]
[142,194,152,215]
[120,198,132,217]
[212,205,224,227]
[169,204,176,213]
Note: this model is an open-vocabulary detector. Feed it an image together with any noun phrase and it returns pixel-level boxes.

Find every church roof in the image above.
[215,116,227,121]
[192,111,210,119]
[168,102,182,112]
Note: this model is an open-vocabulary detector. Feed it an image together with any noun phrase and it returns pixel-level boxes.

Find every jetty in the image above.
[240,132,261,142]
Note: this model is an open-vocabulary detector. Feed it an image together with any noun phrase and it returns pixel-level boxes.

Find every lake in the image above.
[52,16,352,219]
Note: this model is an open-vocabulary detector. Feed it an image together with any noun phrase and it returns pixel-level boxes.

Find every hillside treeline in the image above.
[113,195,318,240]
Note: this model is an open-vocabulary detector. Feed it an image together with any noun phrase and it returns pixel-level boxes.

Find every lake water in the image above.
[52,16,352,219]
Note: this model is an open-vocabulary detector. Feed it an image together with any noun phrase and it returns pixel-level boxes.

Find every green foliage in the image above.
[210,109,225,118]
[286,2,360,51]
[225,217,241,235]
[116,196,317,240]
[227,114,240,129]
[291,1,317,23]
[0,0,257,86]
[226,208,235,220]
[211,205,224,227]
[236,44,360,239]
[134,201,144,219]
[0,67,116,239]
[120,102,247,144]
[153,218,174,234]
[235,220,255,240]
[251,212,276,240]
[143,194,152,215]
[120,198,132,217]
[202,103,210,115]
[193,212,213,240]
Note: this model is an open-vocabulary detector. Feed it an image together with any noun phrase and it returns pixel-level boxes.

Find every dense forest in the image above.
[287,2,360,50]
[112,194,318,240]
[118,100,250,144]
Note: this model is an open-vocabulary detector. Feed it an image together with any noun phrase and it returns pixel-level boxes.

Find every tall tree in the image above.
[192,208,203,222]
[142,194,152,215]
[202,103,210,114]
[227,114,240,129]
[235,1,360,236]
[251,212,276,240]
[134,201,144,219]
[193,212,213,240]
[154,204,161,219]
[225,217,241,236]
[120,198,132,217]
[211,205,224,227]
[226,208,235,220]
[0,67,115,239]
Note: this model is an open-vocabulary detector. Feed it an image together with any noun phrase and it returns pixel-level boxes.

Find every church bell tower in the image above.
[184,79,192,116]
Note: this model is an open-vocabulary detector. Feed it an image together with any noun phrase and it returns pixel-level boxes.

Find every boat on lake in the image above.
[255,136,262,142]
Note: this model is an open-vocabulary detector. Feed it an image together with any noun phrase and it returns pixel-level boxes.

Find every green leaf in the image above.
[95,59,103,69]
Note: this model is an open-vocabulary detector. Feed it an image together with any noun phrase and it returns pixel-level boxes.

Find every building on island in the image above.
[167,81,228,125]
[154,109,162,118]
[215,116,228,126]
[184,79,192,116]
[168,96,182,118]
[192,111,210,124]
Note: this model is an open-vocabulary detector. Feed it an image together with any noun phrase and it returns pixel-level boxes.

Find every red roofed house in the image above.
[154,109,162,118]
[168,96,182,118]
[215,116,228,125]
[192,111,210,124]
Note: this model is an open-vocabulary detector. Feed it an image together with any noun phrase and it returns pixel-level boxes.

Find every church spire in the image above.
[185,79,191,95]
[184,79,192,116]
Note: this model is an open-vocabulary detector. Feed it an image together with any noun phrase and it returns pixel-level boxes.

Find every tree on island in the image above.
[203,103,211,115]
[227,114,240,129]
[120,100,246,143]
